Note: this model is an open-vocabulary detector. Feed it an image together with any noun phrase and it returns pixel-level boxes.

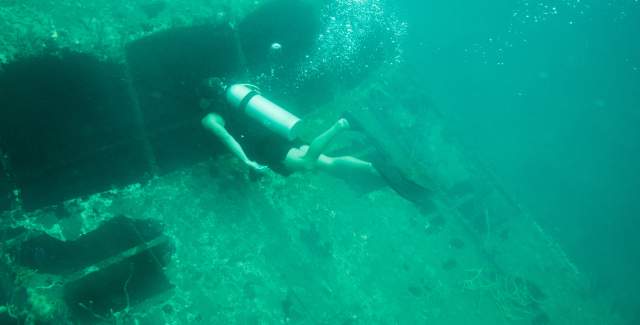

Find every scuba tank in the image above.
[225,84,301,140]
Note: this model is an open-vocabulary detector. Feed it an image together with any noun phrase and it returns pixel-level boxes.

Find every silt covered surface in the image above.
[0,0,622,324]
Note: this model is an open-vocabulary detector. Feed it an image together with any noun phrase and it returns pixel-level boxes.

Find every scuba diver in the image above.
[200,78,432,209]
[200,79,375,177]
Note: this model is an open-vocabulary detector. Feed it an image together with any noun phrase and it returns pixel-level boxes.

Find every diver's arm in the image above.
[201,113,267,171]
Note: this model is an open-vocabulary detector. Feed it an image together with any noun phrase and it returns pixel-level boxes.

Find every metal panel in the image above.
[126,24,241,173]
[0,53,150,210]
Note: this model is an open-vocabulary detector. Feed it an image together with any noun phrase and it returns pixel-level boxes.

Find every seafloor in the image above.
[0,1,622,324]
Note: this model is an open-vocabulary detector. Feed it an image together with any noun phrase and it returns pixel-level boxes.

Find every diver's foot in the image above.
[336,118,350,130]
[340,111,364,132]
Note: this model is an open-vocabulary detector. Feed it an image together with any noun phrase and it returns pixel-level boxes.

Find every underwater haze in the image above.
[399,0,640,320]
[1,0,639,323]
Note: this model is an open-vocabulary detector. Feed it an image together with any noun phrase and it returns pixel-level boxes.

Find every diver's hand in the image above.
[247,160,269,173]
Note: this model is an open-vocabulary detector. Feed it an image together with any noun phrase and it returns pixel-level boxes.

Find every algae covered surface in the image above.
[1,0,637,324]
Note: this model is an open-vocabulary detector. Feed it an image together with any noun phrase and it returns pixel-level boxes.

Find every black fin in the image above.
[370,154,433,211]
[342,110,433,210]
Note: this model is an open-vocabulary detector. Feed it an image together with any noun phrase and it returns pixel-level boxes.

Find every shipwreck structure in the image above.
[0,0,619,324]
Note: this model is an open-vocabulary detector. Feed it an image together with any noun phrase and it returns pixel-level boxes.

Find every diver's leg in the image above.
[304,118,350,163]
[316,154,378,175]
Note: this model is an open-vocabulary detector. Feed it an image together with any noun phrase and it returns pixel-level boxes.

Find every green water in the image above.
[399,0,640,319]
[1,0,639,323]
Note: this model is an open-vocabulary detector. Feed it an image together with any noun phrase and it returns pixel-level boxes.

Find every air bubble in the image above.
[293,0,407,85]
